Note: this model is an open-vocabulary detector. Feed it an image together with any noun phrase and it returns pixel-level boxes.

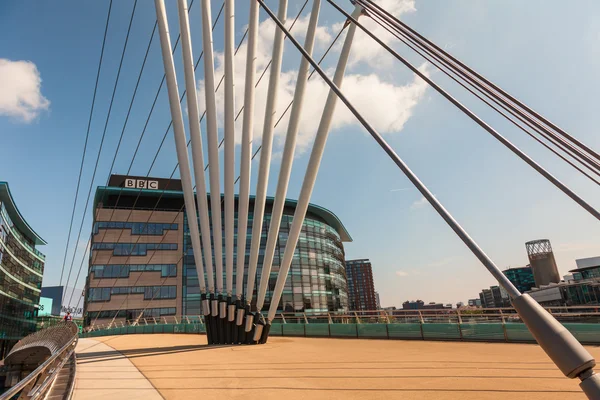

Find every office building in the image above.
[528,256,600,306]
[468,298,482,307]
[345,259,377,311]
[375,291,381,309]
[0,182,46,357]
[478,285,510,308]
[84,175,351,326]
[503,265,535,294]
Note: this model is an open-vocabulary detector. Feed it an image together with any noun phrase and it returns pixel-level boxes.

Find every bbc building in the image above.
[84,175,351,327]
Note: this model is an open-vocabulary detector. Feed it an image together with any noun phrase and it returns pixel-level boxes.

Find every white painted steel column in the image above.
[200,0,224,295]
[154,0,206,293]
[245,0,288,305]
[176,0,214,299]
[224,0,235,297]
[267,5,363,322]
[235,0,259,300]
[255,0,321,312]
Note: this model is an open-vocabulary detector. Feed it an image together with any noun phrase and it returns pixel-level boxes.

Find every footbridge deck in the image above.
[74,334,592,400]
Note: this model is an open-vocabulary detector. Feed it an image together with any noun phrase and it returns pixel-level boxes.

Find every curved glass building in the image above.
[85,175,351,326]
[0,182,46,356]
[182,196,351,315]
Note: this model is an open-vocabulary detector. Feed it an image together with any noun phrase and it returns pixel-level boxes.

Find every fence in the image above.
[79,307,600,344]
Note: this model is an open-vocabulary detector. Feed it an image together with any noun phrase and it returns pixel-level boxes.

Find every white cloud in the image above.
[196,0,427,155]
[410,195,428,209]
[337,0,417,69]
[396,270,409,277]
[0,59,50,122]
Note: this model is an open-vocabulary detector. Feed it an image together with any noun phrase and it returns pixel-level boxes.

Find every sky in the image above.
[1,0,600,307]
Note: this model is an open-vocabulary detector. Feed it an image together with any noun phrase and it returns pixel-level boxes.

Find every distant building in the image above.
[478,285,509,308]
[402,300,449,310]
[345,259,377,311]
[0,182,46,357]
[527,256,600,306]
[41,286,84,317]
[375,291,381,309]
[503,265,535,293]
[468,298,482,307]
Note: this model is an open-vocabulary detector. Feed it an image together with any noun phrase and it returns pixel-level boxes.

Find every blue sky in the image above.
[1,0,599,307]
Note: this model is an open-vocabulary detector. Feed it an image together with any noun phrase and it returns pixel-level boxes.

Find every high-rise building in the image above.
[375,291,381,309]
[84,175,352,326]
[503,265,535,293]
[0,182,46,357]
[478,285,510,308]
[345,259,377,311]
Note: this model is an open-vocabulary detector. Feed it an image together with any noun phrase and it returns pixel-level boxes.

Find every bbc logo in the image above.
[125,179,159,190]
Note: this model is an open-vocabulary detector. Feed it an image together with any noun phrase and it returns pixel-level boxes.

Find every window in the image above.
[91,264,177,278]
[93,222,179,235]
[91,243,178,256]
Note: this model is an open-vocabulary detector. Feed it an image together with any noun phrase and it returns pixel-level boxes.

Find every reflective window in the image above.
[93,222,178,235]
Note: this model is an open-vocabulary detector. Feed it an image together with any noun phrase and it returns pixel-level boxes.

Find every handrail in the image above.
[83,304,600,332]
[0,336,77,400]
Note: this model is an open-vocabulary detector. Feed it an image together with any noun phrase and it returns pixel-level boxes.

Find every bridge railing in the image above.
[80,306,600,344]
[1,322,78,400]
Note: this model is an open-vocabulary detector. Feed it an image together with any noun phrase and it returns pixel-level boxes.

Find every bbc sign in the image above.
[125,179,159,190]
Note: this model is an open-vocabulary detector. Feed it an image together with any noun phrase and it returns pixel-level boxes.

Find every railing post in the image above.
[457,309,464,341]
[500,309,509,342]
[418,311,425,340]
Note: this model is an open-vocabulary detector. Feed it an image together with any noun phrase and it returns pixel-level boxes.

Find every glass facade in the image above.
[90,264,177,278]
[86,178,352,326]
[0,183,46,357]
[182,206,349,316]
[503,266,535,293]
[573,266,600,281]
[91,242,178,256]
[87,307,176,320]
[88,286,177,302]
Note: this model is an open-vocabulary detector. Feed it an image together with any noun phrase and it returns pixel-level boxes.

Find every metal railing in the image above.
[80,308,600,345]
[1,322,78,400]
[83,305,600,330]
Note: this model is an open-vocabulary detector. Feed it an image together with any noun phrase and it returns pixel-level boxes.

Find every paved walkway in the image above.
[74,338,163,400]
[77,334,593,399]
